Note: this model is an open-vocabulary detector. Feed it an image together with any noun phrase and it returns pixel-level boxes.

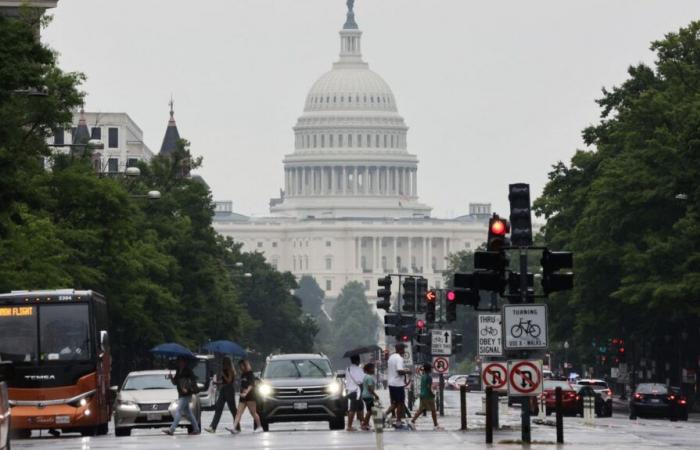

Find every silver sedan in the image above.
[112,370,201,437]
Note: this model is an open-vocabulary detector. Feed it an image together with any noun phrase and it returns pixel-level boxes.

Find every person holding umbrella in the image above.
[163,357,200,435]
[205,356,237,433]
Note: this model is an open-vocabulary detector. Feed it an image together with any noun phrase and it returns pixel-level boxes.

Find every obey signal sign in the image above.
[507,360,543,396]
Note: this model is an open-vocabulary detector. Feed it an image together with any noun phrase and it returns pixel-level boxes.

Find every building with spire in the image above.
[49,110,154,174]
[213,2,490,297]
[159,98,181,155]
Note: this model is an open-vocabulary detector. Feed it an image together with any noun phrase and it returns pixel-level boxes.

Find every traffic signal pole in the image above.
[519,247,531,443]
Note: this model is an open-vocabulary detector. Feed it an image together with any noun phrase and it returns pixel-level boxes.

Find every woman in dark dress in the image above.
[205,356,236,433]
[229,359,262,433]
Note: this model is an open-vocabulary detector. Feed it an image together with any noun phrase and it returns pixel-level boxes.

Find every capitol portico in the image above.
[213,2,491,297]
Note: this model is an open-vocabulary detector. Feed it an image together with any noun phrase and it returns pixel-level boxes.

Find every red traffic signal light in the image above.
[401,335,410,342]
[425,290,437,302]
[618,347,625,354]
[490,219,507,236]
[446,290,456,302]
[416,319,426,329]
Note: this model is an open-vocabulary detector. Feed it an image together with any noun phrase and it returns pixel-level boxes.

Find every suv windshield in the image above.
[263,359,332,379]
[123,374,173,390]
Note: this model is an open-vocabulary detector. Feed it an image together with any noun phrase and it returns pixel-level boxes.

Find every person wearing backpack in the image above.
[163,357,200,435]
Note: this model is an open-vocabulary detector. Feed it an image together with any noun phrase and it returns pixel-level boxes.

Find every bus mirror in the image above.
[110,385,119,393]
[100,330,109,352]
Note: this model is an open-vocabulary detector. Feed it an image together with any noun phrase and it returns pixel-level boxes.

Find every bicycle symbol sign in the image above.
[503,304,548,350]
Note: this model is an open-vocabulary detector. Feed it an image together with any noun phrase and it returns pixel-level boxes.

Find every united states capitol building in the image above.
[213,3,491,297]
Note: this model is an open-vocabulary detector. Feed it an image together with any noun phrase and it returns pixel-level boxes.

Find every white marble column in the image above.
[331,166,336,194]
[364,166,369,195]
[378,237,383,272]
[342,166,346,194]
[412,168,417,198]
[302,167,307,195]
[393,237,398,272]
[442,238,447,270]
[353,166,358,194]
[427,237,432,273]
[408,237,413,273]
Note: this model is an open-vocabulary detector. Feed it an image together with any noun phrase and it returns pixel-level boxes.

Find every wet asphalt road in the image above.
[10,390,700,450]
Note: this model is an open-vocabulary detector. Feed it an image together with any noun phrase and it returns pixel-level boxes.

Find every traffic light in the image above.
[452,333,463,353]
[416,277,428,312]
[474,250,509,295]
[487,214,510,252]
[446,290,457,322]
[507,271,535,301]
[425,290,437,323]
[508,183,533,247]
[541,249,574,294]
[376,276,392,311]
[384,313,418,339]
[452,273,480,308]
[416,319,426,330]
[414,329,431,362]
[402,276,416,312]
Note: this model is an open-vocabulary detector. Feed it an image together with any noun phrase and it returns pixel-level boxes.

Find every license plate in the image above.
[147,413,162,421]
[293,402,308,410]
[56,416,70,425]
[651,399,661,403]
[34,416,54,424]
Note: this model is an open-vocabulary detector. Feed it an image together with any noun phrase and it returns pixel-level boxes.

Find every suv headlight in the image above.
[258,383,273,398]
[326,381,341,395]
[118,399,137,407]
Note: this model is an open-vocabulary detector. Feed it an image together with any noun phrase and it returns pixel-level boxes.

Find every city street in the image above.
[11,391,700,450]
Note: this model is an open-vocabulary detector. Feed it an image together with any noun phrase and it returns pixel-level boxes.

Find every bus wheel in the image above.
[11,429,31,439]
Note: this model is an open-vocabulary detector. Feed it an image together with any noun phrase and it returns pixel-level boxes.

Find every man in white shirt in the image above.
[386,343,410,427]
[345,355,365,431]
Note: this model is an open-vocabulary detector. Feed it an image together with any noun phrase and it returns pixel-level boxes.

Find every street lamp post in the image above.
[564,341,570,376]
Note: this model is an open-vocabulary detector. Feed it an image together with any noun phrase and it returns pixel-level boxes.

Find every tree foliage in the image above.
[0,15,316,381]
[533,21,700,372]
[295,275,325,317]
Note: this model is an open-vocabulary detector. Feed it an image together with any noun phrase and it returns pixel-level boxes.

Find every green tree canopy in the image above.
[295,275,325,317]
[533,21,700,373]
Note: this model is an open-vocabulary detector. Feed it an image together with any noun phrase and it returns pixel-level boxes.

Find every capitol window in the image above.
[348,134,352,147]
[313,135,317,147]
[321,135,325,147]
[358,134,362,147]
[370,96,374,103]
[384,135,388,147]
[330,135,334,147]
[326,257,332,270]
[367,134,371,147]
[257,242,263,248]
[364,280,370,291]
[339,134,344,146]
[326,280,332,291]
[375,135,379,147]
[272,242,278,248]
[326,240,332,247]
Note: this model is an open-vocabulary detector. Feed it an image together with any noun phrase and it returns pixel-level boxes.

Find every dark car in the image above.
[541,380,578,415]
[1,382,9,450]
[630,383,688,420]
[256,354,347,431]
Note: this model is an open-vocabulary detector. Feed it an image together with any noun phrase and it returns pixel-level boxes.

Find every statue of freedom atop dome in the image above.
[344,0,358,29]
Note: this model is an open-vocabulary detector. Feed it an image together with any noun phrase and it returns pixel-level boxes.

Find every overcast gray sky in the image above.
[43,0,699,217]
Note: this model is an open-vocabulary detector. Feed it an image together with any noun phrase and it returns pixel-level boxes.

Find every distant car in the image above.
[575,385,608,417]
[193,355,216,410]
[543,369,554,379]
[446,374,468,390]
[256,353,347,431]
[1,382,9,450]
[113,370,201,437]
[541,380,578,415]
[630,383,687,420]
[574,379,612,417]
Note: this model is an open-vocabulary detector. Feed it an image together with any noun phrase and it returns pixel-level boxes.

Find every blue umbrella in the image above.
[203,340,246,358]
[150,343,197,360]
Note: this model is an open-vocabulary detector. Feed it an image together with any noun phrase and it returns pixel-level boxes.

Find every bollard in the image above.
[521,396,531,444]
[537,393,546,420]
[555,387,564,444]
[460,384,467,431]
[583,395,594,425]
[372,402,384,450]
[492,390,500,430]
[439,373,445,417]
[670,397,677,422]
[485,387,493,444]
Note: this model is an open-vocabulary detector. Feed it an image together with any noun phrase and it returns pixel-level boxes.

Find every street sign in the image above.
[431,329,452,356]
[507,359,543,396]
[481,362,508,391]
[503,304,548,350]
[478,313,503,356]
[432,356,450,374]
[402,345,413,367]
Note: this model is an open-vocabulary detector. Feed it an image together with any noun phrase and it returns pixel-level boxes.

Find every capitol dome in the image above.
[271,2,431,219]
[304,69,398,113]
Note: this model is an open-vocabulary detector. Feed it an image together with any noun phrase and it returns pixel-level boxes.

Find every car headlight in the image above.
[257,383,273,398]
[118,399,138,407]
[326,381,341,395]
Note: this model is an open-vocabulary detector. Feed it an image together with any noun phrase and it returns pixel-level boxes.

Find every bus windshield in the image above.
[0,305,38,362]
[0,304,91,363]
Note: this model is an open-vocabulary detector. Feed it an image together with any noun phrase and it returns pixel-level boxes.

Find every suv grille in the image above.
[138,402,171,411]
[273,386,327,400]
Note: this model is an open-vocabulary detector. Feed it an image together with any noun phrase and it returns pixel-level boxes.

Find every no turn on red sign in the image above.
[507,360,543,396]
[481,362,507,391]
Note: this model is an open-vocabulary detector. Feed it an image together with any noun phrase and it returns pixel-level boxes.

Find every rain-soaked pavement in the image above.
[11,391,700,449]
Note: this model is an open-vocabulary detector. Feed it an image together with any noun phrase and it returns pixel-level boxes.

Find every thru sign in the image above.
[431,329,452,356]
[478,313,502,356]
[503,304,548,350]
